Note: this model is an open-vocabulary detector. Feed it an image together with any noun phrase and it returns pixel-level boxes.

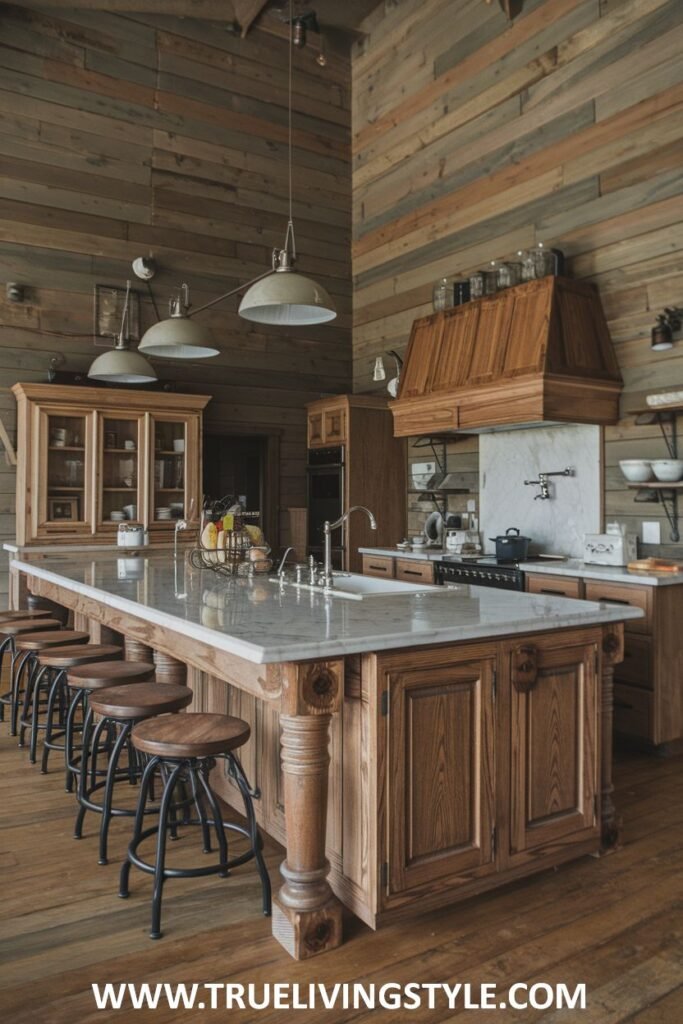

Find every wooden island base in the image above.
[20,569,623,959]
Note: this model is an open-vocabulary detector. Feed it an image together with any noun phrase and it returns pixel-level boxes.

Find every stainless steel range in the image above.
[436,556,526,591]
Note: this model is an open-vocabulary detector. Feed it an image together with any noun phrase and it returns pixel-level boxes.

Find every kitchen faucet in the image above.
[322,506,377,588]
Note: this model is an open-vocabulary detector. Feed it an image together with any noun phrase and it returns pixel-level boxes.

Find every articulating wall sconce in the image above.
[651,307,683,351]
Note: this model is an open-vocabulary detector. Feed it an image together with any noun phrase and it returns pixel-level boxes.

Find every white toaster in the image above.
[583,532,637,566]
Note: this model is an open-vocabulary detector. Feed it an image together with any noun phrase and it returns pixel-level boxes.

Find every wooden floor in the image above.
[1,732,682,1024]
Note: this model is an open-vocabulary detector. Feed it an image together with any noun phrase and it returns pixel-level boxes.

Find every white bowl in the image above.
[619,460,652,483]
[651,459,683,482]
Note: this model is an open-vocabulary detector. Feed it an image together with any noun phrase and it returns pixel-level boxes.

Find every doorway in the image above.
[202,433,280,549]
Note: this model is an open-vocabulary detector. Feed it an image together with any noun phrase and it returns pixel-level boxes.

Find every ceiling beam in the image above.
[5,1,242,20]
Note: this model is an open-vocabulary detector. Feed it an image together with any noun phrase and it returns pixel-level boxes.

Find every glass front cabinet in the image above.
[13,384,209,546]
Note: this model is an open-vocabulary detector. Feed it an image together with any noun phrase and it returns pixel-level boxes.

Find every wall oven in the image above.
[307,446,344,570]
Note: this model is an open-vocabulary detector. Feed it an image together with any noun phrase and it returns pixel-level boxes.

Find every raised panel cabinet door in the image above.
[509,638,599,857]
[307,412,324,448]
[397,314,445,398]
[322,406,347,445]
[386,656,496,895]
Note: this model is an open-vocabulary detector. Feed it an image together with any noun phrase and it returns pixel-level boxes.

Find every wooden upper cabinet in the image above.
[432,304,480,391]
[503,280,552,377]
[383,650,496,896]
[13,383,209,546]
[508,634,599,859]
[307,400,347,448]
[397,314,444,398]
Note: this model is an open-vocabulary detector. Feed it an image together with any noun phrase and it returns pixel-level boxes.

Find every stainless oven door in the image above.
[307,454,344,569]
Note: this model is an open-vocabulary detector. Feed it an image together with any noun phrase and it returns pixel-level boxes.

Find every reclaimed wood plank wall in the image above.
[352,0,683,549]
[0,2,352,598]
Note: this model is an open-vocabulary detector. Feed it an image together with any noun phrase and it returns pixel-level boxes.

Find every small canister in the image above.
[469,271,485,299]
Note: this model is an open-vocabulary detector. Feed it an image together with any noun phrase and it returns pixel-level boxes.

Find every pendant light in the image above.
[239,0,336,326]
[88,281,157,384]
[138,0,335,358]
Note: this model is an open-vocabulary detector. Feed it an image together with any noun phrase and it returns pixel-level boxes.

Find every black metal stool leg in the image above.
[120,755,159,900]
[229,756,271,916]
[65,688,85,793]
[196,766,228,874]
[188,766,212,854]
[74,707,94,839]
[99,720,132,866]
[89,714,109,788]
[41,669,65,773]
[151,761,185,939]
[0,635,14,723]
[29,663,50,764]
[16,653,36,746]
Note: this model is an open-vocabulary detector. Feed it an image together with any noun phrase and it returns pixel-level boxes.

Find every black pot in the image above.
[489,527,531,561]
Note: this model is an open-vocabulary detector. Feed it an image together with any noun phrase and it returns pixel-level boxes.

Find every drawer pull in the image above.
[540,588,567,596]
[369,564,387,571]
[403,569,422,576]
[597,596,630,606]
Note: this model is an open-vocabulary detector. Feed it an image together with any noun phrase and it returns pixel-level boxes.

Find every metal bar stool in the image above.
[0,609,54,724]
[120,712,271,940]
[65,661,156,794]
[33,644,123,774]
[15,630,89,762]
[0,619,63,736]
[76,681,192,866]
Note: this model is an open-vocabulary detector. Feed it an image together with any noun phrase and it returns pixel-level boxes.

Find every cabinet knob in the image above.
[512,644,538,692]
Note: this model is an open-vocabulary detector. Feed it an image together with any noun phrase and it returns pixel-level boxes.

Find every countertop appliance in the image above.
[584,526,637,566]
[117,524,147,548]
[307,446,344,570]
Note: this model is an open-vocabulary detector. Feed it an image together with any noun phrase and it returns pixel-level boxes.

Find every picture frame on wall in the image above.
[48,497,79,521]
[93,285,141,347]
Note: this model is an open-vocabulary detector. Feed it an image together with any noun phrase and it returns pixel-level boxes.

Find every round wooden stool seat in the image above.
[67,660,155,690]
[38,643,122,669]
[90,683,192,721]
[132,712,250,759]
[0,609,54,623]
[16,629,89,652]
[1,618,62,636]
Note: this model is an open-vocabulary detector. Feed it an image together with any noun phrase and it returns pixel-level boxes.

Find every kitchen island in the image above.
[12,551,642,960]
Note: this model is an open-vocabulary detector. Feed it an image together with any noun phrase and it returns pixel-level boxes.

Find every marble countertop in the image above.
[359,546,450,561]
[12,551,643,665]
[359,547,682,586]
[518,558,683,587]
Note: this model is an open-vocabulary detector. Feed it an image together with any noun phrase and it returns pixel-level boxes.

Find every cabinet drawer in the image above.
[615,634,652,690]
[395,559,435,584]
[584,581,651,634]
[614,682,651,739]
[526,573,583,599]
[362,554,395,578]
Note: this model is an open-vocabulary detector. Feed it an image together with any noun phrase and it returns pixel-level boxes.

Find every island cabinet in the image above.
[526,571,683,747]
[12,383,209,546]
[210,626,605,930]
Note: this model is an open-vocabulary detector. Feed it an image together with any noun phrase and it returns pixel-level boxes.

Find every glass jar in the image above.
[432,277,453,312]
[482,269,498,295]
[469,272,485,299]
[497,261,522,289]
[532,243,555,278]
[519,250,537,281]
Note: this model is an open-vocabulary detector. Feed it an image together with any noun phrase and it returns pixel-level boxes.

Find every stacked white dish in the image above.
[156,507,172,521]
[619,459,683,483]
[110,511,125,522]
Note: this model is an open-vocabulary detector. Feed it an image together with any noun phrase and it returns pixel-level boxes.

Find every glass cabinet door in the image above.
[99,416,143,528]
[151,418,187,526]
[45,413,88,528]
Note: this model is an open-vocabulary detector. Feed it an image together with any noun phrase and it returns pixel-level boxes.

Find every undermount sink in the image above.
[270,572,441,600]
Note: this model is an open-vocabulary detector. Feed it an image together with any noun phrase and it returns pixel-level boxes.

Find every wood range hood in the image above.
[390,276,623,437]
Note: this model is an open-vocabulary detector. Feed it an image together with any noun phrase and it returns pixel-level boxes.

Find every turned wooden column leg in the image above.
[125,638,153,662]
[272,660,344,960]
[600,624,624,853]
[153,650,187,686]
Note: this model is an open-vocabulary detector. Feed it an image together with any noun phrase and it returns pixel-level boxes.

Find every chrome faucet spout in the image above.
[322,506,377,588]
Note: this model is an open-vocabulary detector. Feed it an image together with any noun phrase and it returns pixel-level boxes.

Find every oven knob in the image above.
[486,572,493,580]
[494,573,502,581]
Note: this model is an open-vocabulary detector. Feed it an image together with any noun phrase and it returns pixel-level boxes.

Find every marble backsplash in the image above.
[479,424,602,558]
